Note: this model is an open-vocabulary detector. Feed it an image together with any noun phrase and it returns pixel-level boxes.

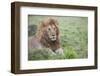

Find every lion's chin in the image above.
[50,38,56,41]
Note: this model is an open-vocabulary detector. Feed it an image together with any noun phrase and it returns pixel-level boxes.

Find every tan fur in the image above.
[28,18,62,53]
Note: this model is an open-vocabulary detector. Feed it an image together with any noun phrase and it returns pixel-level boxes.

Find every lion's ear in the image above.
[40,21,46,27]
[55,19,59,25]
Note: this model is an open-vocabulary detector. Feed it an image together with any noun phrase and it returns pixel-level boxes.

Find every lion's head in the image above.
[36,18,61,52]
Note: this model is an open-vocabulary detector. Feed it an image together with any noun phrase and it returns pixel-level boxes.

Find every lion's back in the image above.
[28,36,42,50]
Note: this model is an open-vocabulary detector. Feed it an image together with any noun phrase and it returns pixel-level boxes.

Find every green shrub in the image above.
[64,46,78,59]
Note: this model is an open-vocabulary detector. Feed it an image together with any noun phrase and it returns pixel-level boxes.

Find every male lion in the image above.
[28,18,64,55]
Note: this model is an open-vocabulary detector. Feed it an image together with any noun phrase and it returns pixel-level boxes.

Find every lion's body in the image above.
[28,18,64,55]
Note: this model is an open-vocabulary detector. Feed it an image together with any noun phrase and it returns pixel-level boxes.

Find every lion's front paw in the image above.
[55,48,64,55]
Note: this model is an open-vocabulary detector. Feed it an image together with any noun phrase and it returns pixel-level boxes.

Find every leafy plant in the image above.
[64,46,78,59]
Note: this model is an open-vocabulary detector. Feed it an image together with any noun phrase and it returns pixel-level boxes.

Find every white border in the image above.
[20,7,95,70]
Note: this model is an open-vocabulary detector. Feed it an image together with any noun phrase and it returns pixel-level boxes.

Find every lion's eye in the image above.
[48,28,50,31]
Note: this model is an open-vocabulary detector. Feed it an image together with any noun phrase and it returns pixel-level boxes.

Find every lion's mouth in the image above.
[50,36,56,41]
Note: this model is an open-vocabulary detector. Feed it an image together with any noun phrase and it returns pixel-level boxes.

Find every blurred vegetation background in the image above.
[28,15,88,60]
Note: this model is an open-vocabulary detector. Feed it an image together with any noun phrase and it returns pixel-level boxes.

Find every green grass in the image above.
[28,48,65,60]
[28,15,88,60]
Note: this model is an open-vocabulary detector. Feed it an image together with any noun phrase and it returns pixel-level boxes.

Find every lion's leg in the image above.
[55,48,64,56]
[48,48,56,55]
